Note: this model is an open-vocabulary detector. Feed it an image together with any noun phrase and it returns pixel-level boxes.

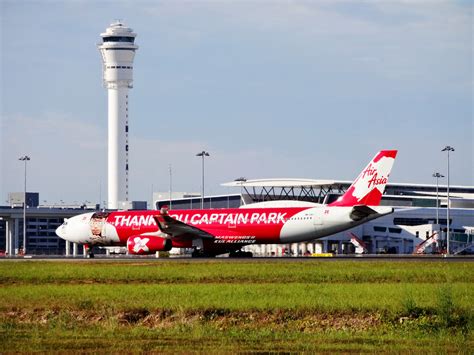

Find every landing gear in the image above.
[191,249,215,258]
[84,244,95,258]
[190,247,253,258]
[229,250,253,258]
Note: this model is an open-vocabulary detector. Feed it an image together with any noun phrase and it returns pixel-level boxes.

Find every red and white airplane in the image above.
[56,150,397,257]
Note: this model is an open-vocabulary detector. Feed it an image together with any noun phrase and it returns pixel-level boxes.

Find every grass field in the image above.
[0,259,472,352]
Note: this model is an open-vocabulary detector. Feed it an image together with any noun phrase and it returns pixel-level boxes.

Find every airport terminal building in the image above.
[155,179,474,256]
[1,180,473,256]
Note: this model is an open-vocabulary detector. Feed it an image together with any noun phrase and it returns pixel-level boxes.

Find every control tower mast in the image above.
[98,21,138,209]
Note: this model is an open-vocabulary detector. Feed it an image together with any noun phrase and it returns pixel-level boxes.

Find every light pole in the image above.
[234,177,247,206]
[19,155,30,255]
[432,173,444,226]
[196,151,210,209]
[441,146,454,254]
[169,164,173,210]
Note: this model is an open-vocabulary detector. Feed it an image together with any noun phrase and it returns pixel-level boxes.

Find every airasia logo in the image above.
[362,164,377,179]
[367,173,387,189]
[362,164,387,189]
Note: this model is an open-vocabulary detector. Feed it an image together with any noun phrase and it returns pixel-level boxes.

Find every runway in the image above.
[1,255,473,262]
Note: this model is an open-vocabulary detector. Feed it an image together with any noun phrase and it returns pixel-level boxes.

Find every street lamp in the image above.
[432,173,444,226]
[441,146,454,255]
[234,177,247,206]
[196,151,210,209]
[169,164,173,210]
[19,155,30,255]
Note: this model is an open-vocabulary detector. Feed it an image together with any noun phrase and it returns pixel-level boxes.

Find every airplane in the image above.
[56,150,397,257]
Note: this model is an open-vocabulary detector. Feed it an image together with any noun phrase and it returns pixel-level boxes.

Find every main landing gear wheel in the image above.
[229,250,253,258]
[191,249,215,258]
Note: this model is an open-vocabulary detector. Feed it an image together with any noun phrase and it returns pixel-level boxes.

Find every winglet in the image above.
[329,150,397,207]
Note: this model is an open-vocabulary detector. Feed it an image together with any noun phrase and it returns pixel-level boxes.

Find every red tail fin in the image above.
[329,150,397,207]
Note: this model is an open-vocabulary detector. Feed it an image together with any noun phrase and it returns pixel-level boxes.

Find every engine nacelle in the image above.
[127,235,172,255]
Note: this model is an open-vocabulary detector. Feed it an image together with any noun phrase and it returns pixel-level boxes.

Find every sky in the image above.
[1,0,472,206]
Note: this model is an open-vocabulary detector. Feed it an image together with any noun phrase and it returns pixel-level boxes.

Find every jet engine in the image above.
[127,235,172,255]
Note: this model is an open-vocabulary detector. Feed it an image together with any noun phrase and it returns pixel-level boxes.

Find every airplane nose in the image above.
[56,224,67,240]
[55,213,94,244]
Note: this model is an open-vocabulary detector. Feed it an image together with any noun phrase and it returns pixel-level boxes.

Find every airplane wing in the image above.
[349,205,379,221]
[152,214,215,240]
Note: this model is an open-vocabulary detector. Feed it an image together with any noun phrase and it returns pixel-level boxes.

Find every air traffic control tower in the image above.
[98,21,138,209]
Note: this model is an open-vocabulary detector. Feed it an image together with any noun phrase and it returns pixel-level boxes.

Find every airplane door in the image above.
[313,209,323,226]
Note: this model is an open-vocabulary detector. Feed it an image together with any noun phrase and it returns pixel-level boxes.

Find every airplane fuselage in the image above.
[56,150,397,256]
[57,205,392,253]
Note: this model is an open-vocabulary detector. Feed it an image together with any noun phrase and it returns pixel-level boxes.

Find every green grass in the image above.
[0,282,472,312]
[1,259,472,284]
[1,323,471,353]
[0,260,472,352]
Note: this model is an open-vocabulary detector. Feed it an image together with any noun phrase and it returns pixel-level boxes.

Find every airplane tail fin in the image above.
[328,150,397,207]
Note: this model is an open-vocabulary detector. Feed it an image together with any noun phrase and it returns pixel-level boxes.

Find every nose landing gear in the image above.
[84,244,95,258]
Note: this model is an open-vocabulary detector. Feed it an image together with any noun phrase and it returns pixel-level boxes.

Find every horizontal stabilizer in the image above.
[350,205,378,221]
[349,205,393,221]
[153,214,215,240]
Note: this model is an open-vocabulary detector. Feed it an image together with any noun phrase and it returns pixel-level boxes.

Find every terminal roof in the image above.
[222,178,474,191]
[222,178,347,188]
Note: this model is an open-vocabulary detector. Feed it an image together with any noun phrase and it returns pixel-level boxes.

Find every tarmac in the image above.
[1,255,473,262]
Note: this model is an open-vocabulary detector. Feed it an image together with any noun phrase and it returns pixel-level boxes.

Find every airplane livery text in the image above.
[111,212,288,227]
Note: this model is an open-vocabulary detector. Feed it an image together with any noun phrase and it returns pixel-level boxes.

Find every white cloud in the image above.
[138,1,471,88]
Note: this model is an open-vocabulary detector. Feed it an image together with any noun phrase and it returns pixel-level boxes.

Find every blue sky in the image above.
[1,1,472,206]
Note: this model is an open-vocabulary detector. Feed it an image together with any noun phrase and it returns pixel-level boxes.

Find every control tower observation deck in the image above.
[98,21,138,209]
